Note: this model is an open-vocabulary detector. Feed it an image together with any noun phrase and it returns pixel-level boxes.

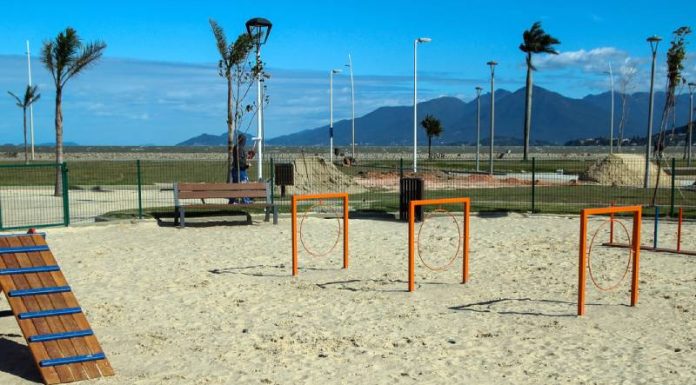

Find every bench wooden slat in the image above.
[179,191,267,200]
[178,183,266,191]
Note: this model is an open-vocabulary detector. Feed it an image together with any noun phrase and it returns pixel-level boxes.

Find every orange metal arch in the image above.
[408,197,470,292]
[578,205,642,316]
[291,193,349,276]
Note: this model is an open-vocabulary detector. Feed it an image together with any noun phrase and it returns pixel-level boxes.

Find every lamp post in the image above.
[345,54,356,159]
[644,35,661,189]
[475,86,483,172]
[605,63,615,154]
[413,37,432,173]
[246,17,272,182]
[487,61,498,176]
[688,82,695,166]
[330,68,342,162]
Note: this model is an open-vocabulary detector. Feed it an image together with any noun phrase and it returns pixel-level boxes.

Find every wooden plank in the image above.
[182,203,270,210]
[3,237,74,384]
[36,237,114,379]
[21,237,97,381]
[178,190,267,200]
[178,182,266,191]
[0,238,61,385]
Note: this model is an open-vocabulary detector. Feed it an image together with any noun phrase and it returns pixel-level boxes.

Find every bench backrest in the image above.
[175,182,269,201]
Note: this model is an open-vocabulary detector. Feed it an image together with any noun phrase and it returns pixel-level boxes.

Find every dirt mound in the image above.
[287,156,366,194]
[580,154,669,187]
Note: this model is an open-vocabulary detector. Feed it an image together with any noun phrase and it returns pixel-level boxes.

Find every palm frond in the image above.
[62,41,107,86]
[7,91,22,107]
[41,41,57,84]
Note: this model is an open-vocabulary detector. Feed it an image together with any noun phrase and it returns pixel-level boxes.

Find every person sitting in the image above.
[229,134,252,204]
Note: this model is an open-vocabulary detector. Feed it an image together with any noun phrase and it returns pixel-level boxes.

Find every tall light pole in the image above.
[475,86,483,172]
[329,68,342,163]
[345,54,356,159]
[688,82,695,166]
[246,17,272,182]
[413,37,432,173]
[487,61,498,176]
[606,63,615,154]
[26,41,35,160]
[644,35,661,189]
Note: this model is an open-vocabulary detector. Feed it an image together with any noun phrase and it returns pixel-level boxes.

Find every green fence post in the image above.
[61,162,70,226]
[669,157,676,217]
[136,159,143,219]
[531,157,536,213]
[400,158,404,178]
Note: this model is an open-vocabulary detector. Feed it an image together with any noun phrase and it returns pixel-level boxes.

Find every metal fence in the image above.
[1,155,695,230]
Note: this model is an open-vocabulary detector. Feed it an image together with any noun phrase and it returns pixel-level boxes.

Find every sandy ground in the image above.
[1,213,695,385]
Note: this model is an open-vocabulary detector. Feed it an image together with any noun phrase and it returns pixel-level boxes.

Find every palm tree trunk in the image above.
[227,75,234,183]
[523,59,533,161]
[428,136,432,159]
[54,87,64,196]
[23,107,28,164]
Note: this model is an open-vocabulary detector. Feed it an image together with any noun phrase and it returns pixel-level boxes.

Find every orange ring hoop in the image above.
[587,218,633,291]
[299,200,342,258]
[416,207,462,272]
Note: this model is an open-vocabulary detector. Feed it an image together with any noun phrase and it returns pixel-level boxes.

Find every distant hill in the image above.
[178,86,693,146]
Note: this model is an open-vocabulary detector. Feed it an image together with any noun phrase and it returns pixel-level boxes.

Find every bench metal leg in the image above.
[264,206,270,222]
[273,206,278,225]
[179,207,186,228]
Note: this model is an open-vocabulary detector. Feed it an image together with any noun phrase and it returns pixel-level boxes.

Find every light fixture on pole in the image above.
[245,17,272,182]
[330,68,342,163]
[413,37,432,173]
[475,86,483,172]
[644,35,661,189]
[26,41,35,161]
[688,82,695,166]
[487,61,498,176]
[345,54,356,159]
[605,63,615,154]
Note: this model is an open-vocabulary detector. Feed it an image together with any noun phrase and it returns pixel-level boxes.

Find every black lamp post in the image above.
[644,35,661,188]
[246,17,272,181]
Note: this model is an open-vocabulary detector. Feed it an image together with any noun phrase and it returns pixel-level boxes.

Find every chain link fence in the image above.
[2,154,695,230]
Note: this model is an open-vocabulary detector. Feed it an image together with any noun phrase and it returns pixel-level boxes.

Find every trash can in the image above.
[400,177,424,222]
[274,163,294,197]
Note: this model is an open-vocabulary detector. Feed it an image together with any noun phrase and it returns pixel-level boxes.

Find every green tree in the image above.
[209,19,265,182]
[421,114,443,159]
[42,27,106,195]
[652,26,691,204]
[8,85,41,163]
[519,21,560,161]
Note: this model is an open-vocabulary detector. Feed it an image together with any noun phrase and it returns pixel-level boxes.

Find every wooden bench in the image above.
[173,182,278,227]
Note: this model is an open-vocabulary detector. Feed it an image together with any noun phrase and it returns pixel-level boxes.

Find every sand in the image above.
[1,213,695,384]
[581,154,671,187]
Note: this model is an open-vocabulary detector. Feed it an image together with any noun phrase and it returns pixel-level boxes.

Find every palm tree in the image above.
[421,114,443,159]
[8,85,41,163]
[41,27,106,195]
[209,19,255,182]
[519,21,560,161]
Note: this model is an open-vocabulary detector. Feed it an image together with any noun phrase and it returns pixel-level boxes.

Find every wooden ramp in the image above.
[0,233,114,384]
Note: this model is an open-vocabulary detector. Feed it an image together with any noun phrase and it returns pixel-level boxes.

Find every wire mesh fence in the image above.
[2,153,696,230]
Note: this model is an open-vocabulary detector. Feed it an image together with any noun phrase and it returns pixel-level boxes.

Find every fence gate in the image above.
[0,163,69,231]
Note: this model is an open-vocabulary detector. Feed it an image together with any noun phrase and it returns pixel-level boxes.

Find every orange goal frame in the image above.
[408,197,470,292]
[291,192,349,276]
[578,205,641,316]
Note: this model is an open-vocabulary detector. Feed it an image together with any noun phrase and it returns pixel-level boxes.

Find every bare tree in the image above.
[617,60,637,152]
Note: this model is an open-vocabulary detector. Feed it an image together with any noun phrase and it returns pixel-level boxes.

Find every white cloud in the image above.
[536,47,630,73]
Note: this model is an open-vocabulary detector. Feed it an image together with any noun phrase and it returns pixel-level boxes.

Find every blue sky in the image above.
[1,0,695,145]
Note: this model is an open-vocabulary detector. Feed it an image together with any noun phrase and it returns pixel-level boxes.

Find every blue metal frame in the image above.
[40,352,106,367]
[9,286,71,297]
[29,329,94,343]
[0,265,60,275]
[0,245,50,254]
[18,307,81,320]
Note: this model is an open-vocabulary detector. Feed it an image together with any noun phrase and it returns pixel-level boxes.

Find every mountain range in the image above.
[178,86,695,147]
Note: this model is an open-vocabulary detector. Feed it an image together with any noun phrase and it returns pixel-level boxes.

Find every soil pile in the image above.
[286,156,366,194]
[580,153,670,187]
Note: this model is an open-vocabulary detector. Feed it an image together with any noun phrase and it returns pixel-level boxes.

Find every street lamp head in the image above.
[416,37,432,43]
[646,35,662,43]
[246,17,273,45]
[332,69,342,74]
[486,61,498,67]
[476,86,483,92]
